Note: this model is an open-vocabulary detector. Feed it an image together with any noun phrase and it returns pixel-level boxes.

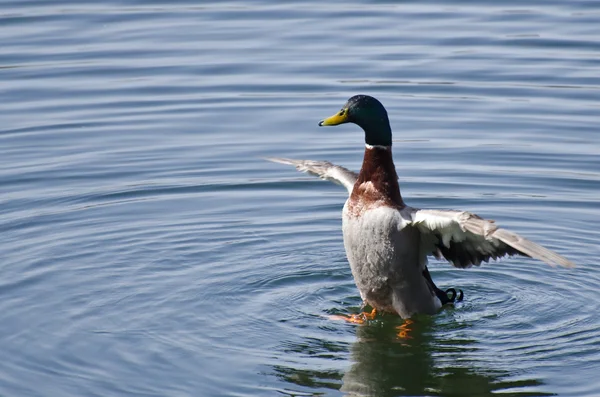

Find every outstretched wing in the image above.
[407,208,574,268]
[265,157,358,194]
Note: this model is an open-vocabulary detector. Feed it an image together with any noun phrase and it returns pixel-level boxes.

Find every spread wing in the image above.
[265,157,358,194]
[267,158,575,268]
[408,208,575,268]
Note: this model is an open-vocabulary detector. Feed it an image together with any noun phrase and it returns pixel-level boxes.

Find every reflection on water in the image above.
[274,313,553,397]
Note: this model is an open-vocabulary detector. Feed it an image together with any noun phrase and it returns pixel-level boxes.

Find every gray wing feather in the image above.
[492,228,574,268]
[409,208,574,268]
[265,157,358,194]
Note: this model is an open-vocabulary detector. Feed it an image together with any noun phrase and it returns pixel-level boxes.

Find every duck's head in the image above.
[318,95,392,147]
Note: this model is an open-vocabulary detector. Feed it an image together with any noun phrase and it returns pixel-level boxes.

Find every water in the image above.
[1,1,599,396]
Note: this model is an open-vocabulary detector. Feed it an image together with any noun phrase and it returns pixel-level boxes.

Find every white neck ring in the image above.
[365,143,391,150]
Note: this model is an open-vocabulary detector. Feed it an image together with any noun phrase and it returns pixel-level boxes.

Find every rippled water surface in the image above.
[2,1,599,396]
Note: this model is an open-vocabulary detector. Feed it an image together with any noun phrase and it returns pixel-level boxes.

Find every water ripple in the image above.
[1,1,599,396]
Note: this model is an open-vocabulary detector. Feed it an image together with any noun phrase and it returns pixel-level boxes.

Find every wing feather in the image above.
[265,157,358,194]
[408,208,574,268]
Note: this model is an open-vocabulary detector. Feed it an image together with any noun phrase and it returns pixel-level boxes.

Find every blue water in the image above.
[1,1,599,396]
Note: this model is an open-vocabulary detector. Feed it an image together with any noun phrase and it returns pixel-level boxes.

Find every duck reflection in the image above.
[273,315,551,397]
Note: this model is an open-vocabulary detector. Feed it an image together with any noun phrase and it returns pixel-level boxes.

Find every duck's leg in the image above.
[346,308,377,324]
[422,267,463,304]
[329,308,377,324]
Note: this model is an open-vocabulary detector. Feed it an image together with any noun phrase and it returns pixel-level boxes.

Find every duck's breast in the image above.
[342,202,425,311]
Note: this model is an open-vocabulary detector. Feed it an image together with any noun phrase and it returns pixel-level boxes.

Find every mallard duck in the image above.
[267,95,574,320]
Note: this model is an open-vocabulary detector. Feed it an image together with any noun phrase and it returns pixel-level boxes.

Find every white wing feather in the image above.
[265,157,358,194]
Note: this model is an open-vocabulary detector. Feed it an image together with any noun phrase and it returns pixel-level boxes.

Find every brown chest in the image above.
[346,147,404,218]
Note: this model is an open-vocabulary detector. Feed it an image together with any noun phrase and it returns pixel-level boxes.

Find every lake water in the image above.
[2,1,599,396]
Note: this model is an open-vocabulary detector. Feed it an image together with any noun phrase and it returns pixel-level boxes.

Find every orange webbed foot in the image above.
[329,308,377,324]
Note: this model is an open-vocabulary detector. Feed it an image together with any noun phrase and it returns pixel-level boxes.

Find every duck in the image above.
[267,94,574,320]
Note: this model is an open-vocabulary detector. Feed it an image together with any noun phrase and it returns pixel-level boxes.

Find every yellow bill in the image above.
[318,108,349,126]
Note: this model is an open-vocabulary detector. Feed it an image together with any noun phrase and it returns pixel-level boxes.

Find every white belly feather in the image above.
[342,203,441,317]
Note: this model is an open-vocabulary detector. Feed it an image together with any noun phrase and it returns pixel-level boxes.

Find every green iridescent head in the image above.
[318,95,392,146]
